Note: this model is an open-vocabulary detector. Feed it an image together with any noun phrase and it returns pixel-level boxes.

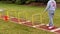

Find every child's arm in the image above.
[44,1,50,12]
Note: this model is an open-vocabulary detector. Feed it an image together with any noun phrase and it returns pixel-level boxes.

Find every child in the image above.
[44,0,56,29]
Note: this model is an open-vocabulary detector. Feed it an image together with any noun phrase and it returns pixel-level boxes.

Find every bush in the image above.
[0,0,16,4]
[15,0,21,4]
[15,0,36,5]
[25,0,31,4]
[15,0,27,5]
[12,0,16,3]
[0,0,50,4]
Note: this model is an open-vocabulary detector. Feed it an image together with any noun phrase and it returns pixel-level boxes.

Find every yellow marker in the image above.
[18,11,20,24]
[6,11,8,16]
[32,15,34,26]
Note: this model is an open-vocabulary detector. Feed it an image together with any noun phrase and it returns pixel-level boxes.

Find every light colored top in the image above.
[45,0,56,11]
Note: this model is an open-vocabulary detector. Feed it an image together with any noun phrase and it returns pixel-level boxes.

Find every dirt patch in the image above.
[26,2,46,7]
[26,2,60,7]
[57,3,60,7]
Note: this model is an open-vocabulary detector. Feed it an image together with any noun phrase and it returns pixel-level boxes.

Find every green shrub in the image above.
[15,0,21,4]
[15,0,27,5]
[0,0,51,4]
[0,0,16,4]
[25,0,31,4]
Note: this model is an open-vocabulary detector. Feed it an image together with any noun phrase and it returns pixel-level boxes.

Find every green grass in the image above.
[0,20,54,34]
[0,2,60,34]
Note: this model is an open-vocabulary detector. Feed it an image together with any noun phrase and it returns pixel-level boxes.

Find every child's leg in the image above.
[49,10,54,27]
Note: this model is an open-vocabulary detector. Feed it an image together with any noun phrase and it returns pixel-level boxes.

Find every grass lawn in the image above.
[0,2,60,34]
[0,20,54,34]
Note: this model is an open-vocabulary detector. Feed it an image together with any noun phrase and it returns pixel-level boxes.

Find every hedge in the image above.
[0,0,50,4]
